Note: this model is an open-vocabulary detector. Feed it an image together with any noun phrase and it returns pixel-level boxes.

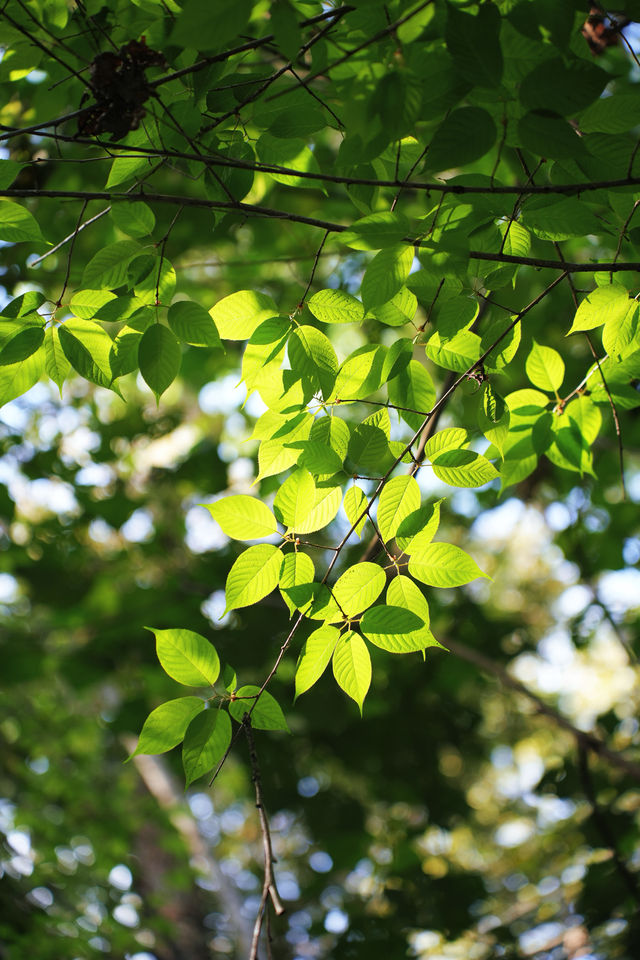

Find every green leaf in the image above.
[305,583,344,623]
[381,338,412,382]
[183,709,232,787]
[279,551,315,614]
[427,107,497,172]
[295,625,340,699]
[204,496,278,540]
[360,604,431,654]
[387,576,430,629]
[520,57,608,116]
[256,133,320,189]
[425,329,482,375]
[332,345,386,401]
[288,324,338,398]
[0,159,22,189]
[521,198,601,242]
[340,212,411,251]
[348,412,394,472]
[228,685,290,732]
[210,290,278,340]
[134,256,176,306]
[396,500,442,554]
[377,476,421,542]
[58,318,115,387]
[332,562,385,618]
[479,384,510,458]
[130,697,205,757]
[292,439,344,477]
[361,245,414,311]
[138,324,181,399]
[44,327,70,391]
[69,290,117,320]
[446,2,502,88]
[172,0,251,51]
[1,291,45,319]
[242,318,289,394]
[0,200,45,243]
[388,359,436,431]
[369,287,417,327]
[482,317,521,374]
[168,300,222,348]
[256,437,302,481]
[526,341,565,393]
[602,302,639,361]
[149,627,220,687]
[518,113,584,161]
[568,284,631,335]
[332,631,371,713]
[0,346,44,406]
[307,289,364,325]
[274,468,316,530]
[224,544,283,613]
[369,71,422,142]
[309,415,350,461]
[408,542,489,589]
[343,484,369,538]
[423,428,469,461]
[580,91,640,134]
[430,449,498,488]
[82,240,141,289]
[0,325,44,366]
[295,481,342,535]
[106,150,154,188]
[111,201,156,238]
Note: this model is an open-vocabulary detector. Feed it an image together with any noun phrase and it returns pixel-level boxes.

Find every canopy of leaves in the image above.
[1,1,640,959]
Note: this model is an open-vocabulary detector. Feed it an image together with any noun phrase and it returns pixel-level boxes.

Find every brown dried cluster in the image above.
[78,37,166,140]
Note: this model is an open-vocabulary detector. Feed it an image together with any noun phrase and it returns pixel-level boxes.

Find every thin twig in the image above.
[2,188,634,271]
[150,6,356,90]
[55,199,88,307]
[245,717,285,960]
[155,206,183,306]
[8,123,640,200]
[446,637,640,783]
[0,8,93,90]
[299,230,330,307]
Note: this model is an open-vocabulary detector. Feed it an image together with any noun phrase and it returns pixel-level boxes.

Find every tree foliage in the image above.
[1,1,640,958]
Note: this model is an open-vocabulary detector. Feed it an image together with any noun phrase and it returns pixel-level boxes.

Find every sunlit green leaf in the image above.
[295,625,340,699]
[224,544,283,613]
[149,627,220,687]
[408,542,489,588]
[130,697,205,757]
[332,562,385,618]
[168,300,223,348]
[138,324,181,398]
[183,709,232,787]
[343,484,369,538]
[308,289,364,324]
[279,551,315,615]
[228,685,289,732]
[360,604,430,653]
[204,496,278,540]
[332,631,371,713]
[210,290,278,340]
[526,341,565,393]
[377,476,421,542]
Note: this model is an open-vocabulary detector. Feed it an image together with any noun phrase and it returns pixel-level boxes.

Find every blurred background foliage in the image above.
[1,1,640,959]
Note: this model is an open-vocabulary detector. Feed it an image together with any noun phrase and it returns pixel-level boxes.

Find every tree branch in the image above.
[446,639,640,783]
[4,188,640,273]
